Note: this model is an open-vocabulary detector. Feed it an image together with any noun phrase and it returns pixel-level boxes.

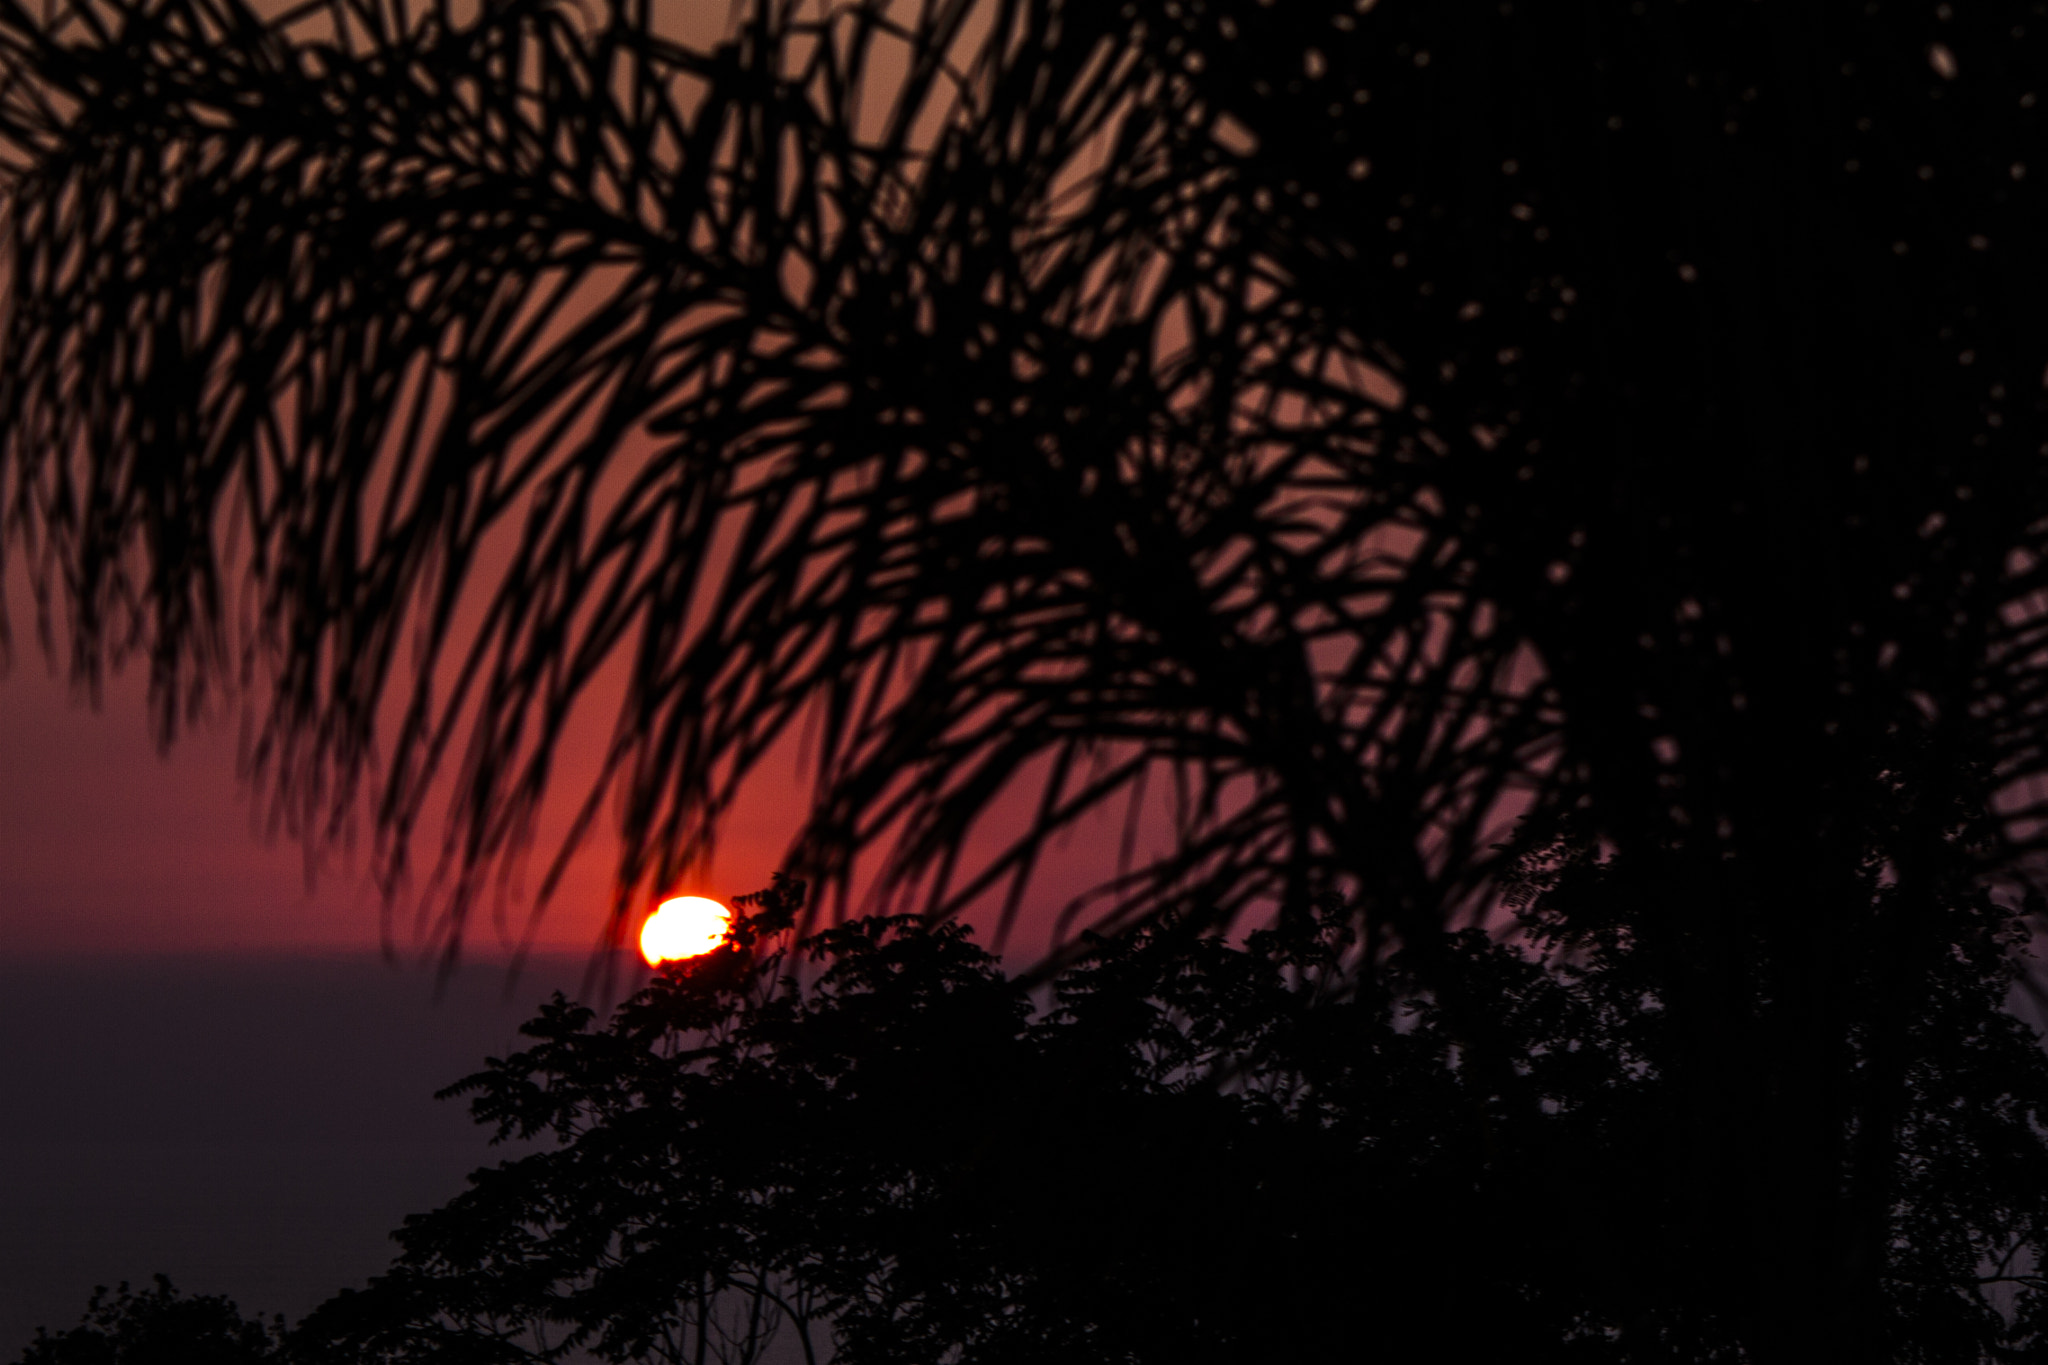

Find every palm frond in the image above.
[0,0,1550,954]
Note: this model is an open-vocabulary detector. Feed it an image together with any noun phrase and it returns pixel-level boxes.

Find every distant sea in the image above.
[0,951,626,1355]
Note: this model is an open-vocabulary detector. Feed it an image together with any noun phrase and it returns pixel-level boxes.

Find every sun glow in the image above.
[639,896,734,966]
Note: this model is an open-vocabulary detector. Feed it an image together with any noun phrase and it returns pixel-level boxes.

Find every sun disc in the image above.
[639,896,734,966]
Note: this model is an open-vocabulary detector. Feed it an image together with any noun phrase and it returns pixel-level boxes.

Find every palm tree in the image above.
[4,0,2048,1358]
[0,0,1551,949]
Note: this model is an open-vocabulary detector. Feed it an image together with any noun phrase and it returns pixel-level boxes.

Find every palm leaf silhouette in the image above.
[0,0,1551,957]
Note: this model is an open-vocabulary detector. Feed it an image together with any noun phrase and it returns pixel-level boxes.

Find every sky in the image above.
[0,577,654,1343]
[0,951,589,1352]
[0,633,622,1349]
[0,590,800,960]
[0,615,1113,961]
[0,584,1104,1353]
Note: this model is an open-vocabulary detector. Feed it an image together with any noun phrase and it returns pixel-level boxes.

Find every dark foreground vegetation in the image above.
[21,875,2048,1364]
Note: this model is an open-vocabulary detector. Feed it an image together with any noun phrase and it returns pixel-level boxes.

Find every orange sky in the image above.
[0,560,810,958]
[0,1,1192,964]
[0,643,581,957]
[0,591,1120,961]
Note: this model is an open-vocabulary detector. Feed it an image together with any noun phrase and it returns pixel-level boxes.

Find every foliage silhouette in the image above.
[18,1276,285,1365]
[5,1,2048,1358]
[0,0,1554,949]
[273,876,2048,1364]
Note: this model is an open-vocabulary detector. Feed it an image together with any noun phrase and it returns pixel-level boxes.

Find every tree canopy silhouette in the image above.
[281,879,2048,1363]
[17,874,2048,1361]
[6,0,2048,1358]
[18,1276,286,1365]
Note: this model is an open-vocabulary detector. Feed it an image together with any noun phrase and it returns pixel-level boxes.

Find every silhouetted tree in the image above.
[5,2,2048,1358]
[18,1276,285,1365]
[280,878,2048,1364]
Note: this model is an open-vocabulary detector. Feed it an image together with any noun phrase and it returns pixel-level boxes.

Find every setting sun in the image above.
[639,896,733,966]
